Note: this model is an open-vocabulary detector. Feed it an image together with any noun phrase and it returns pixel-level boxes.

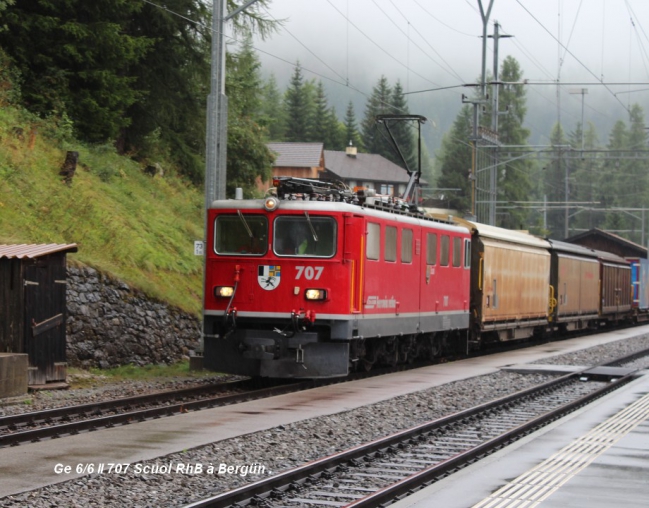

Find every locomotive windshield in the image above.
[274,215,336,257]
[214,214,268,255]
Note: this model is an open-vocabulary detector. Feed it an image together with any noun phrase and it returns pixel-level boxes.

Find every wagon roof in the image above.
[449,219,550,249]
[547,239,599,258]
[0,244,78,259]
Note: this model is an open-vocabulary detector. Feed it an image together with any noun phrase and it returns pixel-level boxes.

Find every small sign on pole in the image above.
[194,241,205,256]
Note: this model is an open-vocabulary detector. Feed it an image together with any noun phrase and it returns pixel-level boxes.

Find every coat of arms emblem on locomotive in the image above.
[258,265,281,290]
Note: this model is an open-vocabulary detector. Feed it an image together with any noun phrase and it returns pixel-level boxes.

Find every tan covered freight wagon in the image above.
[454,220,551,342]
[547,240,600,332]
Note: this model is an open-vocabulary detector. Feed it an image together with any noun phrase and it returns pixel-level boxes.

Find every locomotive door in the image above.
[418,228,437,332]
[343,215,364,313]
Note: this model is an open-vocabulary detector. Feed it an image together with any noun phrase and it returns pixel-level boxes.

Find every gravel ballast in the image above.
[1,333,648,507]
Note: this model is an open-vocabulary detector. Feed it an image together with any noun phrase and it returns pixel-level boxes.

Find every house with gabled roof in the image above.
[321,145,417,197]
[258,142,325,193]
[262,142,420,198]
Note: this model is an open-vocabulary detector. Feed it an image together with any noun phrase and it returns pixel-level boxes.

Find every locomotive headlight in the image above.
[305,289,327,300]
[215,286,235,298]
[264,196,279,211]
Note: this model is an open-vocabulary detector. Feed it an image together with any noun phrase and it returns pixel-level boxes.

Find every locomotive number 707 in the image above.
[295,266,324,280]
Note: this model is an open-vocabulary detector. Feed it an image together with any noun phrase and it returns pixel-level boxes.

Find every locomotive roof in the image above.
[209,199,469,233]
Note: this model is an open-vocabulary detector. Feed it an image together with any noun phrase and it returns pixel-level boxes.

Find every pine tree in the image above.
[310,81,330,144]
[544,123,569,238]
[324,106,344,150]
[344,101,363,151]
[284,62,311,142]
[388,81,417,171]
[225,40,274,197]
[361,76,393,156]
[569,122,601,233]
[436,106,473,214]
[259,74,285,141]
[493,56,531,229]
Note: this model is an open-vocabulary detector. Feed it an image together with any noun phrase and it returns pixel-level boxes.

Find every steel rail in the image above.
[0,379,252,429]
[0,381,308,448]
[184,370,637,508]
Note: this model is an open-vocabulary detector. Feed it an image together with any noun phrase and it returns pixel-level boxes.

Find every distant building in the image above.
[259,142,324,193]
[263,142,418,197]
[565,228,648,258]
[322,145,418,196]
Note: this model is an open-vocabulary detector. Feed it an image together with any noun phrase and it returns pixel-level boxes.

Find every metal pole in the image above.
[205,0,227,208]
[581,92,586,151]
[478,0,494,98]
[564,150,569,239]
[491,21,500,132]
[490,20,500,226]
[205,0,263,208]
[470,0,494,220]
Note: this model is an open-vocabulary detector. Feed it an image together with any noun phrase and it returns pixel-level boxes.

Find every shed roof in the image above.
[0,244,78,259]
[267,142,324,168]
[565,228,647,258]
[324,150,413,184]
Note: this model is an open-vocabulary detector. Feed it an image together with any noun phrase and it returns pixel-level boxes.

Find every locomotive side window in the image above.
[215,215,268,255]
[426,233,437,265]
[402,229,413,263]
[366,222,380,260]
[464,239,471,268]
[274,215,336,257]
[385,226,397,262]
[452,237,461,267]
[440,235,450,266]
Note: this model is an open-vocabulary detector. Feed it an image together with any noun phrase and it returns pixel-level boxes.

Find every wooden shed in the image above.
[0,244,77,385]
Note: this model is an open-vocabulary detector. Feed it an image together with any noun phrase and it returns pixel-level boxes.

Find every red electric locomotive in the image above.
[202,178,471,378]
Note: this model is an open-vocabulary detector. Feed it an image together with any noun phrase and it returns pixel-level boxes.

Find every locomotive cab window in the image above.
[464,239,471,268]
[274,215,336,257]
[215,214,268,255]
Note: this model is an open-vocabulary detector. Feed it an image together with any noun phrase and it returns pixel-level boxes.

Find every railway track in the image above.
[0,379,307,448]
[0,360,435,448]
[3,342,648,452]
[185,364,643,507]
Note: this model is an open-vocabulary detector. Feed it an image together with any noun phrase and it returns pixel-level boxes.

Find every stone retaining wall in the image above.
[66,265,201,369]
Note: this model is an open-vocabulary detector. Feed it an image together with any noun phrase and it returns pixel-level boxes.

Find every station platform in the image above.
[1,325,648,500]
[392,367,649,508]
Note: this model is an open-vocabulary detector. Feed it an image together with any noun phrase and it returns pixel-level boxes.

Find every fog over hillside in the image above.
[250,0,649,154]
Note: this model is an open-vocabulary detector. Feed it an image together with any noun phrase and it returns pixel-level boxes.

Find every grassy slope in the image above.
[0,105,204,315]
